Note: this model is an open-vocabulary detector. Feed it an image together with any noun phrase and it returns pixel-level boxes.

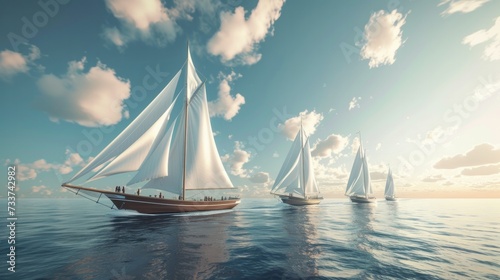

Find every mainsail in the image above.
[345,140,373,197]
[384,168,395,198]
[271,126,320,198]
[66,44,234,197]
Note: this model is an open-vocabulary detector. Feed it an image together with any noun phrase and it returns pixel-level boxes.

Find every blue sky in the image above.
[1,0,499,198]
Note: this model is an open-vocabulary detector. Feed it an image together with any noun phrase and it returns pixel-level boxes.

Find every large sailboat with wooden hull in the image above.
[62,44,240,214]
[270,124,323,206]
[345,136,376,203]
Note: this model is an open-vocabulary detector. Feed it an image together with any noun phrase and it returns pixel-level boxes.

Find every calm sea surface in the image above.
[1,198,499,279]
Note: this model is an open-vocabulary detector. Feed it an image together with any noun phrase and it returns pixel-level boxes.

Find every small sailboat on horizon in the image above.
[62,43,240,214]
[384,168,397,201]
[345,136,376,203]
[270,123,323,206]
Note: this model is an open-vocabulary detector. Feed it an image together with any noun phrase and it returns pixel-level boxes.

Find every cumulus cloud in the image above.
[249,171,271,184]
[311,134,349,158]
[279,110,323,140]
[349,96,361,110]
[0,45,41,80]
[208,71,245,120]
[434,143,500,169]
[461,164,500,176]
[422,174,446,182]
[370,171,387,181]
[463,17,500,61]
[103,0,211,48]
[359,10,407,68]
[439,0,489,15]
[37,57,131,127]
[32,185,52,196]
[222,141,252,178]
[11,150,86,182]
[207,0,285,65]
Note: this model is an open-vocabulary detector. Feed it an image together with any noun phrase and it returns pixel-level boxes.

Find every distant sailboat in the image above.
[270,123,323,206]
[345,136,376,203]
[384,168,397,201]
[62,43,240,214]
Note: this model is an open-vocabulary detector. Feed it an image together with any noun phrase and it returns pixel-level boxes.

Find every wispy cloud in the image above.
[36,57,130,127]
[422,174,446,182]
[462,163,500,176]
[208,71,245,120]
[434,143,500,169]
[279,110,323,140]
[311,134,349,158]
[359,10,407,68]
[0,44,41,80]
[348,96,361,110]
[463,17,500,61]
[32,185,52,196]
[207,0,285,65]
[439,0,489,15]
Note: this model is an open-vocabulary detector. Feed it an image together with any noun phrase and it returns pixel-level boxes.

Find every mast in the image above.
[300,118,306,198]
[182,41,189,201]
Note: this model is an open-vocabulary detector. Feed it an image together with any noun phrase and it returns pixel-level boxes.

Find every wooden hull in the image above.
[349,196,376,203]
[277,195,322,206]
[63,184,240,214]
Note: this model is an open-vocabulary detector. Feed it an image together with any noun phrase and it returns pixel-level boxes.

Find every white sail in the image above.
[67,44,235,196]
[345,141,372,197]
[67,69,182,183]
[271,127,320,198]
[384,168,395,198]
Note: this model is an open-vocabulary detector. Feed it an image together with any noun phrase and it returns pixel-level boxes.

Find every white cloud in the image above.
[348,96,361,110]
[222,141,252,178]
[463,17,500,61]
[208,71,245,120]
[375,143,382,151]
[207,0,285,65]
[461,164,500,176]
[249,171,271,184]
[279,110,324,140]
[360,10,407,68]
[311,134,349,158]
[0,45,41,80]
[32,185,52,196]
[103,0,207,48]
[37,57,131,127]
[439,0,489,15]
[434,143,500,169]
[272,152,279,158]
[12,150,87,182]
[422,174,446,182]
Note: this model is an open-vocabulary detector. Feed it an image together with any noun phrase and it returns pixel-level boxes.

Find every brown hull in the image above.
[277,195,322,206]
[63,184,240,214]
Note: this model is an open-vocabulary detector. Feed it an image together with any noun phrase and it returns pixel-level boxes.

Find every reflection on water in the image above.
[280,205,320,278]
[349,203,376,252]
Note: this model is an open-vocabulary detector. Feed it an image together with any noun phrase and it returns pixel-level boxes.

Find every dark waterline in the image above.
[1,198,499,279]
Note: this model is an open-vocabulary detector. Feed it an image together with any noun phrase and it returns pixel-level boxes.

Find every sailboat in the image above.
[345,137,376,203]
[384,168,397,201]
[270,123,323,206]
[62,44,240,214]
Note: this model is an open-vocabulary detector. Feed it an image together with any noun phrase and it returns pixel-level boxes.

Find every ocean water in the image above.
[1,198,499,280]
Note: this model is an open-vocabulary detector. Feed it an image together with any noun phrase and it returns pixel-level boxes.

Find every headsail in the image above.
[271,126,320,198]
[345,140,372,197]
[66,45,234,196]
[384,168,395,198]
